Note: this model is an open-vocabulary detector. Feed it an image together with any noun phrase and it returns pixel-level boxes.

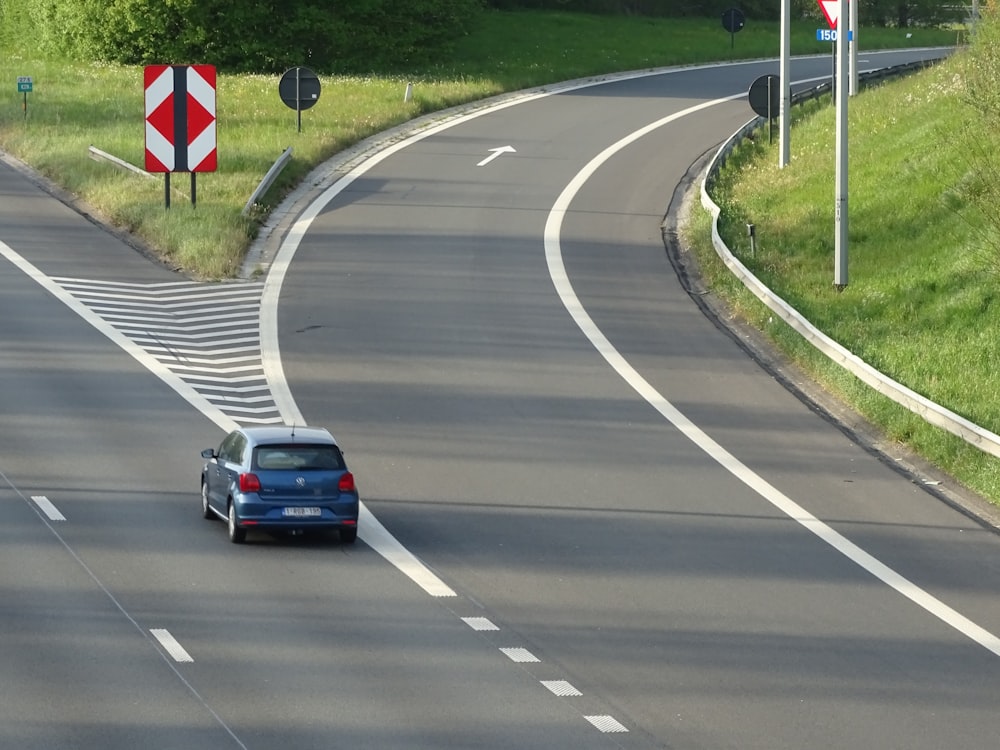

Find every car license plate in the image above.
[283,507,321,517]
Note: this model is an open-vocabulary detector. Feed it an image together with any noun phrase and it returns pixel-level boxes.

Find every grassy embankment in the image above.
[684,47,1000,505]
[0,10,956,278]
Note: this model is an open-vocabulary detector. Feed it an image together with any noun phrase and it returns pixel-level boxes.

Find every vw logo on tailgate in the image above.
[295,476,307,487]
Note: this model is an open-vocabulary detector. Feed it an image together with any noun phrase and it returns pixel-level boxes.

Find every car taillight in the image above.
[339,472,356,493]
[239,473,261,493]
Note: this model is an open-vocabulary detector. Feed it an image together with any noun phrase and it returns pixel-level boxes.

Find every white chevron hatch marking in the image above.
[52,277,281,425]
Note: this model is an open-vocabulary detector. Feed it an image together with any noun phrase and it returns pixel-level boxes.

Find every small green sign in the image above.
[17,76,32,93]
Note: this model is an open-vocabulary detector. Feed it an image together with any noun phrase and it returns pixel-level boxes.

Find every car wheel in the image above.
[228,500,246,544]
[339,527,358,545]
[201,481,214,520]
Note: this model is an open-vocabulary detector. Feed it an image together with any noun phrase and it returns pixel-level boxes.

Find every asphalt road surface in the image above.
[4,49,999,750]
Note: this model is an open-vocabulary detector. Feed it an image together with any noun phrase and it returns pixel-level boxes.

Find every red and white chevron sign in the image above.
[144,65,217,173]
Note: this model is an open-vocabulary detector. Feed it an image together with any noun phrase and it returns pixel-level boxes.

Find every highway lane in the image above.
[2,48,996,750]
[0,216,238,747]
[0,166,621,746]
[276,49,1000,748]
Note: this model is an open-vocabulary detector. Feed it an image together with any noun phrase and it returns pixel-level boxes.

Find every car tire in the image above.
[201,481,214,520]
[228,500,246,544]
[339,527,358,544]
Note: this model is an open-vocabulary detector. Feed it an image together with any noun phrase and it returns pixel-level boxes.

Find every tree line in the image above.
[487,0,963,26]
[2,0,964,75]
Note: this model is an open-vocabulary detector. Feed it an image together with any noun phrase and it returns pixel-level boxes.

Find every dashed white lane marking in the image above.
[541,680,582,697]
[150,629,194,663]
[500,647,540,663]
[30,495,65,521]
[543,96,1000,659]
[585,715,629,733]
[462,616,500,631]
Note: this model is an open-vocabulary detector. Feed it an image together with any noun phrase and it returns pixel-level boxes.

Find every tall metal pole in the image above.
[779,0,791,167]
[849,0,859,96]
[834,0,850,289]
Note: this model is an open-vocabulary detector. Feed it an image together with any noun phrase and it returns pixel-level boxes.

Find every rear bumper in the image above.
[233,496,359,530]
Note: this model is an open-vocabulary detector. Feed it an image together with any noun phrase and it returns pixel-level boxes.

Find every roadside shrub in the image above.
[12,0,483,74]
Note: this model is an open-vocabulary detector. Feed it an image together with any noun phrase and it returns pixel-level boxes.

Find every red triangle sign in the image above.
[818,0,839,28]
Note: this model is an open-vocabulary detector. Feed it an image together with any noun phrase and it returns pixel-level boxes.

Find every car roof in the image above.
[239,425,338,447]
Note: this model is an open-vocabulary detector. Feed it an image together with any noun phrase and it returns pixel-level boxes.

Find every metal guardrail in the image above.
[243,147,293,216]
[700,57,1000,460]
[88,145,155,179]
[87,144,293,215]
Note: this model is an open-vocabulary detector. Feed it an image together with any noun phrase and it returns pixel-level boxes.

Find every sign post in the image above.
[748,75,780,143]
[721,9,745,49]
[279,67,321,133]
[144,65,217,209]
[817,0,840,93]
[815,0,850,287]
[17,76,32,120]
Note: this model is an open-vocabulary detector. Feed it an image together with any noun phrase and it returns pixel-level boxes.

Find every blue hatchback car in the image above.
[200,426,360,544]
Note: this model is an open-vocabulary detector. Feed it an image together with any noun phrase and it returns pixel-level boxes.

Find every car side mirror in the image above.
[201,448,217,459]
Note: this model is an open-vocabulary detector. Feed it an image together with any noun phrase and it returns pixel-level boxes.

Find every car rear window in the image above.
[253,444,344,471]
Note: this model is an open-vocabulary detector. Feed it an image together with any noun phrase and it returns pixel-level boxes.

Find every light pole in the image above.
[849,0,859,95]
[834,0,849,289]
[779,0,791,168]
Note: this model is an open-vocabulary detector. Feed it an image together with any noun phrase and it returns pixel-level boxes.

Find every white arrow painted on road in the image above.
[477,145,516,167]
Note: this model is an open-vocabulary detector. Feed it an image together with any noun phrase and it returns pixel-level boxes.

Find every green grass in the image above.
[686,51,1000,503]
[442,11,962,87]
[0,10,958,278]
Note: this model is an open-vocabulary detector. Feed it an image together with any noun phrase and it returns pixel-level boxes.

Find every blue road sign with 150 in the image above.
[817,29,854,41]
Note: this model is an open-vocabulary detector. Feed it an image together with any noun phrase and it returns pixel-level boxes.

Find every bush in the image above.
[13,0,484,74]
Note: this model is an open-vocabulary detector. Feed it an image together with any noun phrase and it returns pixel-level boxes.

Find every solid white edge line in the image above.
[542,97,1000,658]
[150,628,194,663]
[359,505,456,597]
[30,495,66,521]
